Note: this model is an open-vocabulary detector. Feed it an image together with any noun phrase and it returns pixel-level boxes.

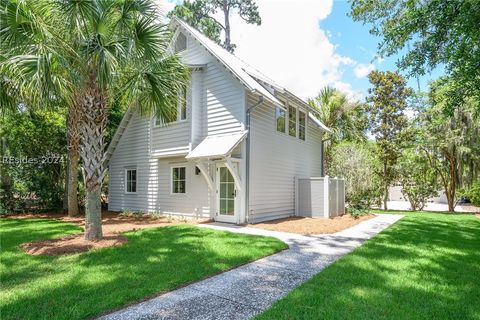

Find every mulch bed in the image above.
[20,234,128,256]
[249,214,375,235]
[3,211,207,256]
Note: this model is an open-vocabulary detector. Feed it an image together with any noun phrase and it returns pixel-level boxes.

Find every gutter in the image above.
[245,96,264,224]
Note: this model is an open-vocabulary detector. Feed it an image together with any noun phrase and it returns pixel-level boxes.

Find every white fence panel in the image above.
[296,176,345,218]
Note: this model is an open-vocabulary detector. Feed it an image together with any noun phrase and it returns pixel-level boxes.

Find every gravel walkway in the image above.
[99,214,403,320]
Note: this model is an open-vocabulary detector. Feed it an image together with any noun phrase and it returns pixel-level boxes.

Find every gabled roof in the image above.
[171,18,281,105]
[106,18,331,165]
[172,18,331,133]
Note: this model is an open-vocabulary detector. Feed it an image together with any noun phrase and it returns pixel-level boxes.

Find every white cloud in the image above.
[227,0,356,99]
[353,63,375,78]
[334,81,363,102]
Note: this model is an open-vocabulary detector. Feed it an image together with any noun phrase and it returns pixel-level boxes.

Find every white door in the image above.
[215,164,238,223]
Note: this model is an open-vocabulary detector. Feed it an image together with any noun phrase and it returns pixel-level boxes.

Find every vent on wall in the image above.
[175,32,187,53]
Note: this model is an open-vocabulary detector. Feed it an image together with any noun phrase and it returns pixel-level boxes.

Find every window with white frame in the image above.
[275,106,286,133]
[175,32,187,53]
[299,110,306,140]
[125,169,137,193]
[288,105,297,137]
[172,166,186,194]
[155,85,187,125]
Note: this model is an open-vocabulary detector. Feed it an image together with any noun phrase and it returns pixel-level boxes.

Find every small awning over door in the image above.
[186,131,247,159]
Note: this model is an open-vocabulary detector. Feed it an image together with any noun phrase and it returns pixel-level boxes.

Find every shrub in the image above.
[459,181,480,205]
[329,141,382,209]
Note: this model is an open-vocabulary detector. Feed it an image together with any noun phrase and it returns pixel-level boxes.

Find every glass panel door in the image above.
[219,167,235,216]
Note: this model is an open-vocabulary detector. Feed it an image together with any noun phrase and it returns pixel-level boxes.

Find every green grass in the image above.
[0,219,287,320]
[257,211,480,320]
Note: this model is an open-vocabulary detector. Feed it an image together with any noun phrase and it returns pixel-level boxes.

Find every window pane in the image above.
[220,199,226,214]
[299,111,306,141]
[180,180,186,193]
[276,107,286,133]
[220,183,227,198]
[126,169,137,193]
[179,167,185,180]
[227,200,234,215]
[289,106,296,137]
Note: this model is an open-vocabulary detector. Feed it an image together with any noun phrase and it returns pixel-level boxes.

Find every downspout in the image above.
[245,95,264,224]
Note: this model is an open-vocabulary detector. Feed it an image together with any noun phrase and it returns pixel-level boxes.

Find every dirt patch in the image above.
[6,211,208,256]
[21,234,128,256]
[248,214,375,235]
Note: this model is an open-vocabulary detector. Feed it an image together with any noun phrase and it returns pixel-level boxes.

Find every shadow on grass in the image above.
[256,213,480,320]
[0,220,286,320]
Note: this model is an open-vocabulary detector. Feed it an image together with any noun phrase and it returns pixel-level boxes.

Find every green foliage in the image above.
[348,204,370,219]
[307,86,367,173]
[257,212,480,319]
[418,77,480,211]
[168,0,223,44]
[0,109,66,212]
[1,219,286,320]
[169,0,261,52]
[366,71,413,208]
[397,149,439,211]
[350,0,480,106]
[458,181,480,206]
[329,141,382,209]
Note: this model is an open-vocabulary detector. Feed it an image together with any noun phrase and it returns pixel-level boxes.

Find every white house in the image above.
[106,18,333,224]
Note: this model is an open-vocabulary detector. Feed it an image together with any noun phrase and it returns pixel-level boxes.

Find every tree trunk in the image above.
[222,0,231,52]
[383,162,388,210]
[78,79,107,240]
[85,184,102,239]
[67,150,80,216]
[63,160,69,211]
[67,105,81,217]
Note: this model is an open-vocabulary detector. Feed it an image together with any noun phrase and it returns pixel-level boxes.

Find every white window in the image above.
[288,105,297,137]
[172,166,186,194]
[175,32,187,53]
[125,169,137,193]
[155,85,187,125]
[299,110,306,141]
[275,106,286,133]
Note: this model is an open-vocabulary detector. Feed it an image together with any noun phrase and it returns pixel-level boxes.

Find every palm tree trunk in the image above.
[67,105,81,217]
[78,82,107,240]
[67,149,80,216]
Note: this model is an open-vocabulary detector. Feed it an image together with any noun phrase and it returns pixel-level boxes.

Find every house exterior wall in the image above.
[247,94,323,223]
[108,29,246,216]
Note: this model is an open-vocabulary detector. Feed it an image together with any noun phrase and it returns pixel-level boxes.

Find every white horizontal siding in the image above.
[248,94,323,223]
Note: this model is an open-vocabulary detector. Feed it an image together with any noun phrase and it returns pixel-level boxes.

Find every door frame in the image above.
[215,163,239,223]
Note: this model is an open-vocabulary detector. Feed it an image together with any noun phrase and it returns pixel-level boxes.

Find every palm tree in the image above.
[1,0,189,239]
[308,87,366,174]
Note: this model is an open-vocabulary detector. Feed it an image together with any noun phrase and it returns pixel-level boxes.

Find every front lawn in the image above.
[257,211,480,320]
[0,218,286,320]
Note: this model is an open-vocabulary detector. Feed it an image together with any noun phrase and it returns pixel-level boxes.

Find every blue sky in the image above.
[162,0,444,100]
[321,1,442,97]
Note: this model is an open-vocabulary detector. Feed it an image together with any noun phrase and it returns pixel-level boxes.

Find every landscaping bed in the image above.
[249,214,374,235]
[3,211,207,255]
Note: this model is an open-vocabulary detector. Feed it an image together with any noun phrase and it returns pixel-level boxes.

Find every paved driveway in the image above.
[99,214,403,320]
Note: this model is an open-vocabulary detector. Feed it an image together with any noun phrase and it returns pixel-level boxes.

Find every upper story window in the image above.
[275,106,286,133]
[172,166,186,194]
[175,32,187,53]
[155,84,187,126]
[125,168,137,193]
[299,110,306,141]
[288,105,297,137]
